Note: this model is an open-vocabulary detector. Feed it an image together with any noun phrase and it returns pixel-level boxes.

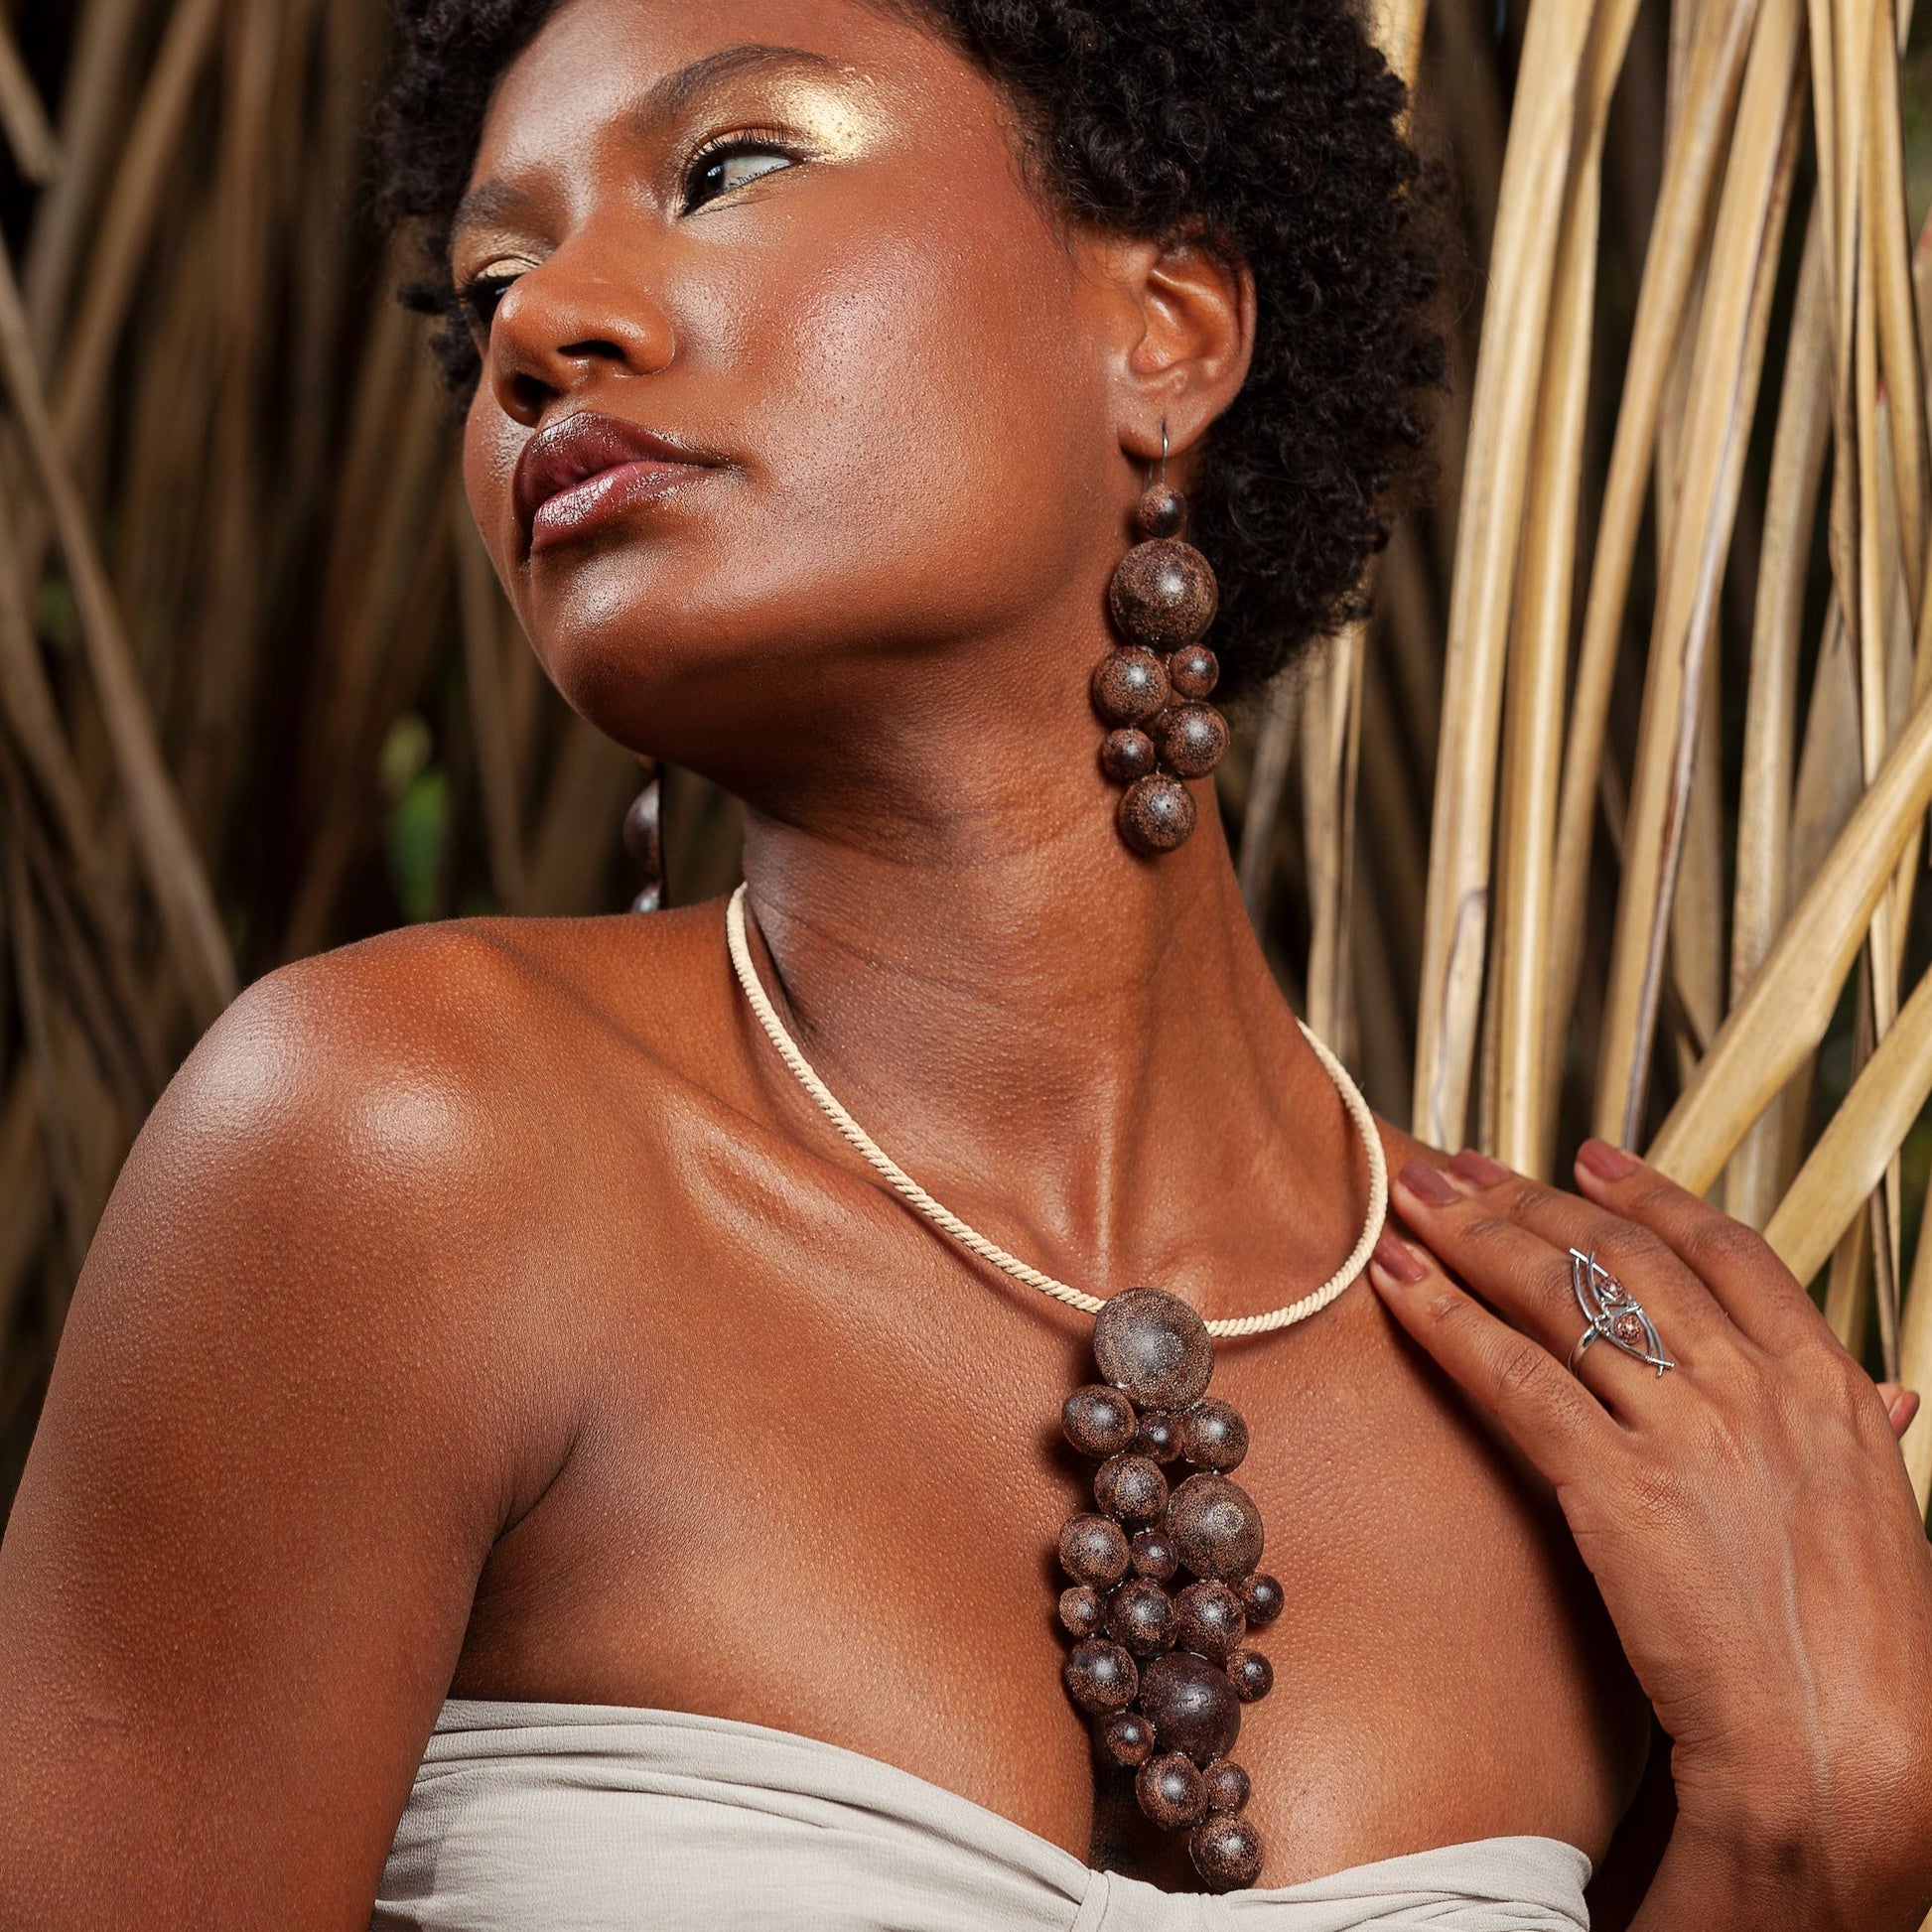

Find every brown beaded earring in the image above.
[1092,427,1229,856]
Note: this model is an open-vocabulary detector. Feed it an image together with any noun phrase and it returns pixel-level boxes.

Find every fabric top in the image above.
[373,1699,1591,1931]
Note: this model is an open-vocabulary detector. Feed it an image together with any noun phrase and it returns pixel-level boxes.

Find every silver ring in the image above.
[1567,1248,1675,1377]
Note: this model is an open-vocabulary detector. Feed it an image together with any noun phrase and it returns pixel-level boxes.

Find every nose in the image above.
[483,239,676,427]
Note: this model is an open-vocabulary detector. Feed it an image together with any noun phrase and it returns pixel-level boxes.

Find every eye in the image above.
[456,267,523,338]
[683,138,799,214]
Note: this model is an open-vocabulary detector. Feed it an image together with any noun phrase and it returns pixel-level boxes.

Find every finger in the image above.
[1367,1230,1618,1484]
[1571,1140,1833,1355]
[1876,1381,1921,1440]
[1393,1155,1725,1382]
[1437,1150,1732,1352]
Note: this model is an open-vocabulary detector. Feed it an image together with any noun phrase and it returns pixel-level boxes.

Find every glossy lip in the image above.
[512,411,725,555]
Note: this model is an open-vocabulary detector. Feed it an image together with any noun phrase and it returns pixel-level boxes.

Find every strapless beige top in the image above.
[372,1700,1591,1930]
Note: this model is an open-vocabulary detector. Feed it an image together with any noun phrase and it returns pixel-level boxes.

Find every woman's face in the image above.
[457,0,1149,796]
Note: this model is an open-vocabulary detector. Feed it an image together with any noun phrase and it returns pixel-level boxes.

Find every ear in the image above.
[1082,230,1256,474]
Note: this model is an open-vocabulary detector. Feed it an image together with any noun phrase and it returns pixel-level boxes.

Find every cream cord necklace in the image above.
[724,883,1388,1337]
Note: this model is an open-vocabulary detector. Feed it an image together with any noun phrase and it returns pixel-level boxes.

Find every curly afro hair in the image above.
[374,0,1444,697]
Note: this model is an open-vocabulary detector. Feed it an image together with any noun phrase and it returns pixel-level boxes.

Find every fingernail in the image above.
[1371,1231,1428,1283]
[1448,1149,1511,1188]
[1890,1390,1921,1438]
[1398,1159,1458,1206]
[1577,1139,1638,1180]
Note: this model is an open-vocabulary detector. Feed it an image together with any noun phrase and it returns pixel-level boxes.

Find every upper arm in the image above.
[0,940,566,1929]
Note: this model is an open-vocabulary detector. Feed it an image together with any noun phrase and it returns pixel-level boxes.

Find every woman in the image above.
[1,0,1929,1925]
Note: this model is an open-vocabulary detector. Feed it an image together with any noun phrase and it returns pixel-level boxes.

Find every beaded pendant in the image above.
[1091,482,1229,855]
[1057,1287,1280,1890]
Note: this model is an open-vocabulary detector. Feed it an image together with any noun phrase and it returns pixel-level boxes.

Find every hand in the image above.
[1367,1142,1932,1927]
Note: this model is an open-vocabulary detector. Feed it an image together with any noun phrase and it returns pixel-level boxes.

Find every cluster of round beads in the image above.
[1057,1288,1280,1890]
[1092,483,1229,856]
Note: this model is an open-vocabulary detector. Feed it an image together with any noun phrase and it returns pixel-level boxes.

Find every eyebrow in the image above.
[450,45,851,242]
[637,44,850,132]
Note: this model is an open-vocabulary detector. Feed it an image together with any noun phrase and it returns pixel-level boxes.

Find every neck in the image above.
[734,773,1370,1319]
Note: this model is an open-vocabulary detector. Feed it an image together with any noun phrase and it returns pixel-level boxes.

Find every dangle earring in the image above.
[1091,427,1229,856]
[624,755,664,913]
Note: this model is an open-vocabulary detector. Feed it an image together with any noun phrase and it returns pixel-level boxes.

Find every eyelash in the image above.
[458,273,518,335]
[681,131,806,214]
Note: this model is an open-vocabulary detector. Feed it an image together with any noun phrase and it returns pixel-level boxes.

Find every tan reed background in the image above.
[0,0,1928,1583]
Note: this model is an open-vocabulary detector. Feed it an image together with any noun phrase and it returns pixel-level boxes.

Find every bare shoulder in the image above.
[144,902,731,1199]
[0,909,736,1927]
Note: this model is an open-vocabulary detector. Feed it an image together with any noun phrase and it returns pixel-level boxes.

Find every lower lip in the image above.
[528,460,712,554]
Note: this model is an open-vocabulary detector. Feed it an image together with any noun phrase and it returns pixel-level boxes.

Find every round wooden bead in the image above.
[1169,642,1219,700]
[1062,1384,1137,1459]
[1238,1572,1285,1625]
[1179,1398,1249,1472]
[1059,1585,1106,1639]
[1106,1577,1175,1655]
[1156,702,1229,779]
[1130,1529,1178,1583]
[1118,775,1197,855]
[1189,1814,1265,1891]
[1063,1638,1139,1714]
[1131,1411,1182,1462]
[1226,1647,1274,1703]
[1135,1751,1207,1830]
[1094,1452,1169,1526]
[1093,1287,1215,1411]
[1168,1473,1264,1581]
[1059,1512,1131,1589]
[1139,1651,1242,1764]
[1201,1759,1251,1814]
[1091,647,1170,727]
[1100,1709,1155,1768]
[1109,539,1219,650]
[1099,728,1158,785]
[1136,483,1186,540]
[1173,1580,1246,1662]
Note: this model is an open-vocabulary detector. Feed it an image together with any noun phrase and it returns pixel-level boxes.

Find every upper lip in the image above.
[511,411,720,539]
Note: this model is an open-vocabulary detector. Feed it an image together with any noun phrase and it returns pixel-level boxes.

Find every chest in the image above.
[448,1139,1648,1885]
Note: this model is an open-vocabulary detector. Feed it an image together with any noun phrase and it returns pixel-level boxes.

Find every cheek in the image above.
[701,205,1110,631]
[463,399,519,569]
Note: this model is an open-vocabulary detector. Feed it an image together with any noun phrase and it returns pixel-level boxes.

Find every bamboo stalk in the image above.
[1302,619,1367,1052]
[53,0,225,461]
[23,0,144,358]
[1411,0,1601,1151]
[1650,680,1932,1194]
[1369,0,1431,92]
[0,244,236,1025]
[1237,675,1300,921]
[1547,0,1762,1097]
[1492,128,1601,1171]
[1593,0,1802,1143]
[456,511,529,913]
[0,12,61,186]
[1765,952,1932,1288]
[1863,8,1925,624]
[1725,212,1830,1225]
